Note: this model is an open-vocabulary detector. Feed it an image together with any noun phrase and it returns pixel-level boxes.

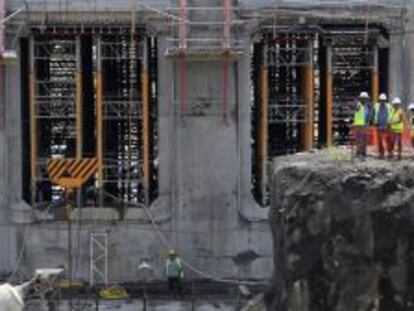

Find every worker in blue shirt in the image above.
[374,93,392,159]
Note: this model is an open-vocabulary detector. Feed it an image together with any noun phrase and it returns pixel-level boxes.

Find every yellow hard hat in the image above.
[169,249,177,256]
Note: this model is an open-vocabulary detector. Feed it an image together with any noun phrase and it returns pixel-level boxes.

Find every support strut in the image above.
[29,36,37,206]
[303,40,314,151]
[326,43,333,148]
[372,44,379,103]
[259,42,269,206]
[141,40,150,206]
[96,37,104,207]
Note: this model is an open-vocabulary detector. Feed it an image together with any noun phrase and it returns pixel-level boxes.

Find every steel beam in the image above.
[326,43,333,148]
[259,42,269,206]
[29,36,37,206]
[303,41,314,151]
[141,39,150,206]
[372,45,379,103]
[96,36,104,206]
[76,35,83,159]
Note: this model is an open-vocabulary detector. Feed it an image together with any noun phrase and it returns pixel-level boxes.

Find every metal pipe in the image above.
[371,44,379,103]
[141,39,150,206]
[179,0,187,51]
[259,43,269,206]
[178,0,187,119]
[96,37,104,207]
[0,6,25,26]
[0,0,4,54]
[29,36,37,206]
[76,35,83,159]
[223,0,231,50]
[75,35,83,208]
[303,41,314,151]
[326,43,333,148]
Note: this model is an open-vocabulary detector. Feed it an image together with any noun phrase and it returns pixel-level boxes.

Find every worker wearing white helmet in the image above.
[359,91,370,100]
[389,97,404,160]
[165,249,183,298]
[408,103,414,148]
[353,91,371,158]
[374,93,392,159]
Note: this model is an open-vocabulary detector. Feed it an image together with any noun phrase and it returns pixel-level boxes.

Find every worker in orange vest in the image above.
[389,97,404,160]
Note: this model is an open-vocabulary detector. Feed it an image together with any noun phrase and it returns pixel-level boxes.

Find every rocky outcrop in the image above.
[268,151,414,311]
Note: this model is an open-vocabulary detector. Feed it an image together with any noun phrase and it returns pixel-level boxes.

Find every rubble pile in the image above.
[268,151,414,310]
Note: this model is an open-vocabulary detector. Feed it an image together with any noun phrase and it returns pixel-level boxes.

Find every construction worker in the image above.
[389,97,404,160]
[353,92,371,158]
[408,103,414,149]
[165,249,184,298]
[374,93,392,159]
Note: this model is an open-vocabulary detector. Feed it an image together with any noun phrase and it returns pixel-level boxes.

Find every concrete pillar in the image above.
[389,10,414,103]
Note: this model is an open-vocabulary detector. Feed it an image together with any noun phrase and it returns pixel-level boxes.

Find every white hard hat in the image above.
[359,92,369,99]
[408,103,414,110]
[378,93,387,101]
[392,97,402,105]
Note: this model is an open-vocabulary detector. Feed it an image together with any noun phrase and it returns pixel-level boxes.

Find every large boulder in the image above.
[268,151,414,311]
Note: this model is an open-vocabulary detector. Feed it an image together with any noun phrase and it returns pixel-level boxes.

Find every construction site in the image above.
[0,0,414,310]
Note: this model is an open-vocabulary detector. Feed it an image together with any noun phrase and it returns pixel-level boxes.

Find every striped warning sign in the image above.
[46,158,99,189]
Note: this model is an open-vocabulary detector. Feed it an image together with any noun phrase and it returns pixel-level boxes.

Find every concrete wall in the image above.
[1,1,273,283]
[1,0,413,285]
[389,9,414,103]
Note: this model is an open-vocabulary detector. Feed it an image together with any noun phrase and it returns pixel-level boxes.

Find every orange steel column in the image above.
[259,43,269,206]
[326,43,333,148]
[75,35,83,159]
[96,37,104,206]
[371,45,379,104]
[29,36,37,206]
[141,40,150,206]
[303,40,314,151]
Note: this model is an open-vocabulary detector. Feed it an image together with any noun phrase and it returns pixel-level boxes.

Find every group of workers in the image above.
[352,91,414,160]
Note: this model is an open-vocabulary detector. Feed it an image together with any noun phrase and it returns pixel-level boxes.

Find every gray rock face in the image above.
[268,151,414,311]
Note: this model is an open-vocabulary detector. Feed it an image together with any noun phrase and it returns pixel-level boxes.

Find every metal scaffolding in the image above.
[24,27,159,209]
[252,31,317,206]
[99,32,143,204]
[29,34,78,207]
[322,29,381,146]
[90,233,108,287]
[251,25,387,206]
[165,5,244,56]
